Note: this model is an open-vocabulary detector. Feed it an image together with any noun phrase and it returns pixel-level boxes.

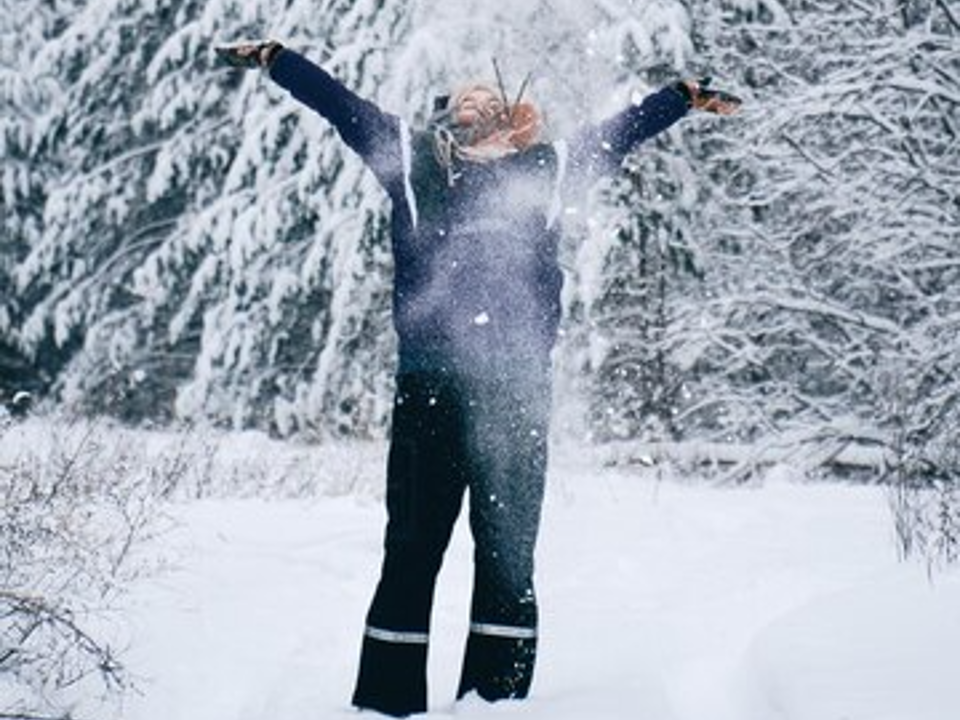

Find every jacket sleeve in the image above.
[565,85,690,180]
[268,49,403,189]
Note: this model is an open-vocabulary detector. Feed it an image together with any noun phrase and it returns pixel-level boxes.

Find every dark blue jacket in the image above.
[270,50,689,377]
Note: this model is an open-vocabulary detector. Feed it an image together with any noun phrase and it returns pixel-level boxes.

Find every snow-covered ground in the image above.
[118,440,960,720]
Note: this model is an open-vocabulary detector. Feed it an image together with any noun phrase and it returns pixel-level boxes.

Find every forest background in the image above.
[1,0,958,479]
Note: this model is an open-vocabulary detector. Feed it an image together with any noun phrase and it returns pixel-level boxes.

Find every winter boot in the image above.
[352,630,429,716]
[457,627,537,702]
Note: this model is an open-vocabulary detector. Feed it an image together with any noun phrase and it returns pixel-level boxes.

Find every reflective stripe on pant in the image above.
[352,371,550,715]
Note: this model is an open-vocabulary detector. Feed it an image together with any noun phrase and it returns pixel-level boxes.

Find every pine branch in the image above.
[934,0,960,32]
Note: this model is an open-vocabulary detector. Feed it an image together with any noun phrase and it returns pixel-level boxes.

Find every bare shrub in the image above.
[0,416,183,720]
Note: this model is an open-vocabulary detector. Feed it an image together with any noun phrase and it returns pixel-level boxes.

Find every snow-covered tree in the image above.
[645,0,960,473]
[5,0,703,437]
[0,0,80,393]
[5,0,956,465]
[9,0,409,435]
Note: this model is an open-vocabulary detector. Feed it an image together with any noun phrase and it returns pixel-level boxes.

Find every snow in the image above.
[118,440,960,720]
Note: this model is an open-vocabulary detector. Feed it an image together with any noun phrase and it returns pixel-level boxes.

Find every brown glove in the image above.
[677,78,743,115]
[215,40,284,69]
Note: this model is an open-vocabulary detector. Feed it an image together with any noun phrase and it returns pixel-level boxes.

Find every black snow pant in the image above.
[352,369,550,716]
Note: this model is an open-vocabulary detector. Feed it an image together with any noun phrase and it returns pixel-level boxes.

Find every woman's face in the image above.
[454,86,506,128]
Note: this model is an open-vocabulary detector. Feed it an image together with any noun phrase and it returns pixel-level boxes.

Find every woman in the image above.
[217,39,739,717]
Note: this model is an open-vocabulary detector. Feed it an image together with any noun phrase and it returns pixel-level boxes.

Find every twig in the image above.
[934,0,960,31]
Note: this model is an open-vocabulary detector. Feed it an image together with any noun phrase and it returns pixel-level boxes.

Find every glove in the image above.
[215,40,284,69]
[676,78,742,115]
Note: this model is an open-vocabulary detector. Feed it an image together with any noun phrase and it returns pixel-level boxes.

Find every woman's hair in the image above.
[504,101,541,150]
[428,77,543,180]
[446,81,543,150]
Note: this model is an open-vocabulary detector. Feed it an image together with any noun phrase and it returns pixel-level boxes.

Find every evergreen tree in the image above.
[12,0,411,434]
[7,0,955,460]
[568,1,720,443]
[5,0,702,437]
[0,0,80,394]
